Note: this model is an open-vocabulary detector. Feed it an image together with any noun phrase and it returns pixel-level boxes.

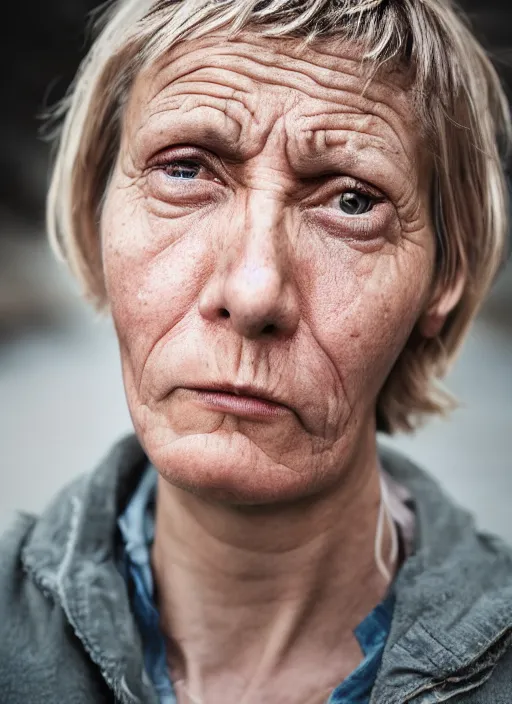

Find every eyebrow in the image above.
[131,104,413,193]
[132,108,252,163]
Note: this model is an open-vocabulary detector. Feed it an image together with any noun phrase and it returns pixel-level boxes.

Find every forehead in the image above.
[124,32,423,177]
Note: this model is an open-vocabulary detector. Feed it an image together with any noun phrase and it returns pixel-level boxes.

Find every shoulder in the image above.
[0,510,63,639]
[0,445,138,704]
[0,435,148,702]
[0,511,38,604]
[377,444,512,703]
[380,444,512,591]
[0,512,60,701]
[0,510,115,703]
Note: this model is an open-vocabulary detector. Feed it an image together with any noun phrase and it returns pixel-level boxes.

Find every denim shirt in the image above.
[118,467,395,704]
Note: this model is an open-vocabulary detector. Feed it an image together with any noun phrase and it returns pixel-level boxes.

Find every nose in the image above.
[198,193,301,340]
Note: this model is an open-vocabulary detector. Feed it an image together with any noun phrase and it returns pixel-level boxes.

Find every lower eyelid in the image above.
[324,201,379,215]
[161,166,222,184]
[307,201,394,234]
[145,170,225,205]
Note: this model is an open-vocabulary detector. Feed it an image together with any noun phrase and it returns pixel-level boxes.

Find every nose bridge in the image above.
[238,187,287,274]
[199,184,300,339]
[224,188,291,329]
[231,114,293,275]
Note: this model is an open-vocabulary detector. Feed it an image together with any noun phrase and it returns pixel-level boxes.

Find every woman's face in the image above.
[102,33,441,504]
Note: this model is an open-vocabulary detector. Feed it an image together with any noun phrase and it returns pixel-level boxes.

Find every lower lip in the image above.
[187,389,288,418]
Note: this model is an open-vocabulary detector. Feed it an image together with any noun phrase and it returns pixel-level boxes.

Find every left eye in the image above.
[338,191,374,215]
[164,160,201,179]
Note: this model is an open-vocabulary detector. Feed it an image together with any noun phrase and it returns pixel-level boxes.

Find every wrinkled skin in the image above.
[102,33,451,506]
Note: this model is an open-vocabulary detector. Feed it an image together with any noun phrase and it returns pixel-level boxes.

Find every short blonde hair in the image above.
[47,0,511,433]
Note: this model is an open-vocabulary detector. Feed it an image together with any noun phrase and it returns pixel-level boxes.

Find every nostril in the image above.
[220,308,230,319]
[262,323,276,335]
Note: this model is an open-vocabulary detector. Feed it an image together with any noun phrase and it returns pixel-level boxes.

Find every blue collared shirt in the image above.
[118,467,394,704]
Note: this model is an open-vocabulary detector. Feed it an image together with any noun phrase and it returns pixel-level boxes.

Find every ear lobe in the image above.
[418,274,465,339]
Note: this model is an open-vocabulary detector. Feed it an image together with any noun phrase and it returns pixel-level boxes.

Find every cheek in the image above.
[102,175,434,432]
[301,235,434,406]
[101,185,211,381]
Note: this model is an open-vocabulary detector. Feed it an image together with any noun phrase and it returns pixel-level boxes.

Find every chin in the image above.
[142,430,322,505]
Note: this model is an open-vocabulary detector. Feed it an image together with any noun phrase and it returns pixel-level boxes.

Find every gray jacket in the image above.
[1,434,512,704]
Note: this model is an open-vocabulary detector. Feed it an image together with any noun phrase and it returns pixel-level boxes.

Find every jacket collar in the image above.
[22,434,157,704]
[22,435,512,704]
[372,445,512,703]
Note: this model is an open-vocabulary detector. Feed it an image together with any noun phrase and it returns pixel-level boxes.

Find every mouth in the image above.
[181,383,290,419]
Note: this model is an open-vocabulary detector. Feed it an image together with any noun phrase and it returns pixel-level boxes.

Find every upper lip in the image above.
[186,382,290,409]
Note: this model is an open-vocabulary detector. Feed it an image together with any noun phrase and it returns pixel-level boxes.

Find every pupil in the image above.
[339,191,371,215]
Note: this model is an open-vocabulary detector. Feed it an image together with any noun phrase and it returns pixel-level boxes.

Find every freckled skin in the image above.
[102,33,439,505]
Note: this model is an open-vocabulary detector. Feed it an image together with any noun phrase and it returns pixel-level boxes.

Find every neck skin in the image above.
[151,431,396,704]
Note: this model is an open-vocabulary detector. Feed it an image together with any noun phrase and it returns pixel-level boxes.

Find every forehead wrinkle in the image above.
[157,32,402,94]
[301,112,402,153]
[147,59,415,163]
[133,34,415,136]
[293,109,414,173]
[144,62,255,111]
[126,34,422,189]
[224,32,414,100]
[153,72,260,124]
[172,67,254,98]
[147,37,409,119]
[294,130,399,171]
[129,67,265,160]
[174,53,376,108]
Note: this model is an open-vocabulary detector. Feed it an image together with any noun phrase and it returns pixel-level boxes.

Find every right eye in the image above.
[145,150,224,206]
[164,160,202,180]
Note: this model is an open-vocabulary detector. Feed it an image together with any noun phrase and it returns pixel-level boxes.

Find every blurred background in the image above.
[0,0,510,536]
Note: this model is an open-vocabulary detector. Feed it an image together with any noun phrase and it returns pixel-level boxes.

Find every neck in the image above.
[151,434,395,704]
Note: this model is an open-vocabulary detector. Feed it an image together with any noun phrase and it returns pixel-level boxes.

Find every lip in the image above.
[181,383,291,418]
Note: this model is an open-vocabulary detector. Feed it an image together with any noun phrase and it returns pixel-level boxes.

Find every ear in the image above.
[417,273,465,339]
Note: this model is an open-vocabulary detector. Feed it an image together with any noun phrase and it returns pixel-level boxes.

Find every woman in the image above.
[1,0,511,702]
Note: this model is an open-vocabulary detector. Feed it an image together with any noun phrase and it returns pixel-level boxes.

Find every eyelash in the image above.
[150,150,216,176]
